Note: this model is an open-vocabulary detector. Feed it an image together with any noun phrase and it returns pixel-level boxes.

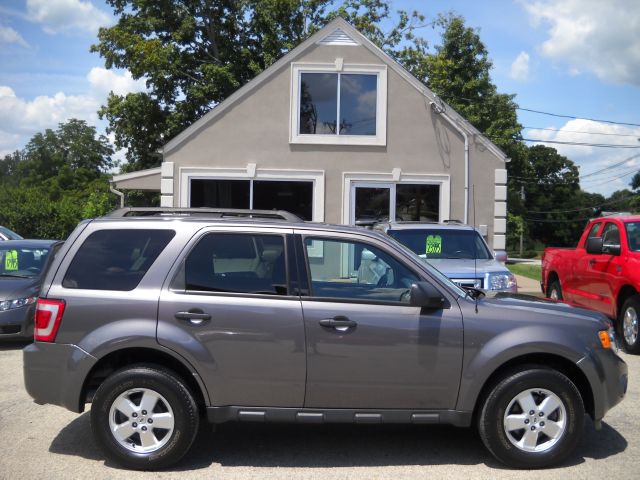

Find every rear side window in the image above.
[63,229,175,291]
[184,233,287,295]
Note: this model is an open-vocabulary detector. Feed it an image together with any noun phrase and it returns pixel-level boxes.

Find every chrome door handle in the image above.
[175,310,211,325]
[319,316,357,331]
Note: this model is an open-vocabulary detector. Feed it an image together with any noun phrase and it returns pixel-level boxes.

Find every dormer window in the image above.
[290,63,387,146]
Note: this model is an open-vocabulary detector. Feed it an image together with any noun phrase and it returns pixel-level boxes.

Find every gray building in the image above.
[112,18,509,249]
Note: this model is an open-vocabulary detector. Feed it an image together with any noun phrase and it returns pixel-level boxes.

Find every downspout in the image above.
[429,99,470,224]
[109,180,125,208]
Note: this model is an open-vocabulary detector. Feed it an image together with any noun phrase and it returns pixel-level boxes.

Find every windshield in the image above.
[626,222,640,252]
[0,245,51,278]
[388,228,492,260]
[383,234,467,297]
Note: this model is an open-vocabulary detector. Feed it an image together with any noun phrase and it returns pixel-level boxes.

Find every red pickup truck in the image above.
[541,215,640,353]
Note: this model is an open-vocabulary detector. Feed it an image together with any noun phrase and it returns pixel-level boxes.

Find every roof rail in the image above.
[106,207,303,222]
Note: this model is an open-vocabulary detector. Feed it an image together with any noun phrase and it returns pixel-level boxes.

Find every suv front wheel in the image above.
[478,367,584,468]
[90,365,200,470]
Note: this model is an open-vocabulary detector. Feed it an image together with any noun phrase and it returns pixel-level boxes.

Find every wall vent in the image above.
[317,28,359,46]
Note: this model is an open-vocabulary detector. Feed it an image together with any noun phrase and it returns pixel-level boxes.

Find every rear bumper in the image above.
[577,348,628,422]
[23,342,97,413]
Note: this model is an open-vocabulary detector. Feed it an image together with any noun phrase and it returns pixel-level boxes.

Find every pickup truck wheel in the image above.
[478,368,584,469]
[547,281,563,301]
[619,296,640,354]
[90,365,199,470]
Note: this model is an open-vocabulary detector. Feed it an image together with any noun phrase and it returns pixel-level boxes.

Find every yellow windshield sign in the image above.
[4,250,18,271]
[425,235,442,255]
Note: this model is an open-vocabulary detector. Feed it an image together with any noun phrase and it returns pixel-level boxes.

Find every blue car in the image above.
[0,240,59,340]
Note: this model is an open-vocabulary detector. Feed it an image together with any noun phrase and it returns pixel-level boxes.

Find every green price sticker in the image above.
[4,250,18,271]
[425,235,442,255]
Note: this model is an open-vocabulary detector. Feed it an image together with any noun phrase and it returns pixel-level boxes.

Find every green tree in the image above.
[522,145,586,247]
[0,120,118,239]
[407,14,527,216]
[631,172,640,191]
[92,0,429,171]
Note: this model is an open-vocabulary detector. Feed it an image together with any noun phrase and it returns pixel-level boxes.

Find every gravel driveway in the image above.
[0,341,636,480]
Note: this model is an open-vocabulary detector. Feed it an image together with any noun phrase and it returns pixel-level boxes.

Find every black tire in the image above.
[618,295,640,354]
[478,368,584,469]
[547,280,563,301]
[90,364,199,470]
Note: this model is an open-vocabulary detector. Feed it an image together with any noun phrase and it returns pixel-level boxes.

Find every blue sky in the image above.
[1,0,638,196]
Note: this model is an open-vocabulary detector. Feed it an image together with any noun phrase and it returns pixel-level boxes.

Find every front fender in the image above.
[456,324,588,412]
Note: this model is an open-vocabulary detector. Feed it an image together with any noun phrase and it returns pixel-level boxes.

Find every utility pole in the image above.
[520,185,525,257]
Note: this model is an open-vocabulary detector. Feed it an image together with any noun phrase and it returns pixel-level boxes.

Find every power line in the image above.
[517,108,640,128]
[523,126,640,138]
[519,138,640,149]
[524,193,638,214]
[437,94,640,128]
[486,133,640,149]
[580,154,640,178]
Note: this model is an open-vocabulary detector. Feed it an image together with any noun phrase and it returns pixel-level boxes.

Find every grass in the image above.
[507,263,542,281]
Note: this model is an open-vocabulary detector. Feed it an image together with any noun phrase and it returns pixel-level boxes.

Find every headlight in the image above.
[0,297,37,311]
[486,272,517,291]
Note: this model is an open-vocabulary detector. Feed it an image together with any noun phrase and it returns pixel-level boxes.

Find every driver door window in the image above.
[304,238,418,303]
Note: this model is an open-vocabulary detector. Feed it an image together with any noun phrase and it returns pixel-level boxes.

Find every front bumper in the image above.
[577,347,628,422]
[23,342,97,413]
[0,304,35,339]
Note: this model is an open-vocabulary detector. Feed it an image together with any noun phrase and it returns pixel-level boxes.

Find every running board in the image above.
[206,406,472,427]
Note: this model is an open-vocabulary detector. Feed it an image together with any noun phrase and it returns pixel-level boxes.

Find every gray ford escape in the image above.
[23,211,627,470]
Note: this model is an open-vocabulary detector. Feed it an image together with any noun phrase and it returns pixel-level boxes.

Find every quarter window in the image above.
[185,234,288,296]
[63,230,175,291]
[304,238,418,303]
[601,223,620,245]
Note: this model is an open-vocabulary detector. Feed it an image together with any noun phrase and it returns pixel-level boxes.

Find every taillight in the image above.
[34,298,65,342]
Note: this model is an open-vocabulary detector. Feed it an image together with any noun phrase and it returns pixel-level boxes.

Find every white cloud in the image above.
[0,26,28,47]
[26,0,111,35]
[87,67,147,97]
[526,119,640,195]
[509,51,530,81]
[0,68,147,157]
[522,0,640,85]
[0,85,100,135]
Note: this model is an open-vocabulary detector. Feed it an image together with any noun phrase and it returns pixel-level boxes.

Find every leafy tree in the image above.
[632,172,640,191]
[0,120,118,238]
[92,0,430,170]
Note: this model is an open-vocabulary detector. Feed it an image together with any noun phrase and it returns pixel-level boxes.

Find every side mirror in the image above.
[586,237,603,254]
[494,250,508,263]
[410,282,446,309]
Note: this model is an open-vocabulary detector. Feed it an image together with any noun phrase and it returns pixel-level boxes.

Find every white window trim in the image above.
[290,62,387,146]
[179,166,325,221]
[342,172,450,225]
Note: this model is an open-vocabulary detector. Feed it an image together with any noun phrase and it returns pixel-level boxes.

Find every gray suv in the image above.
[372,221,516,292]
[23,212,627,470]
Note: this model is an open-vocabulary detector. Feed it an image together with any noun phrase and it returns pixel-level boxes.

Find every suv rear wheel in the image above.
[90,365,199,470]
[478,367,584,468]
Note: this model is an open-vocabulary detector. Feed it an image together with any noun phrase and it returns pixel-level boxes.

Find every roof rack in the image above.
[106,207,303,222]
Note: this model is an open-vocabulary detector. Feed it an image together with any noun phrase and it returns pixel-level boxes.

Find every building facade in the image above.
[112,18,508,249]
